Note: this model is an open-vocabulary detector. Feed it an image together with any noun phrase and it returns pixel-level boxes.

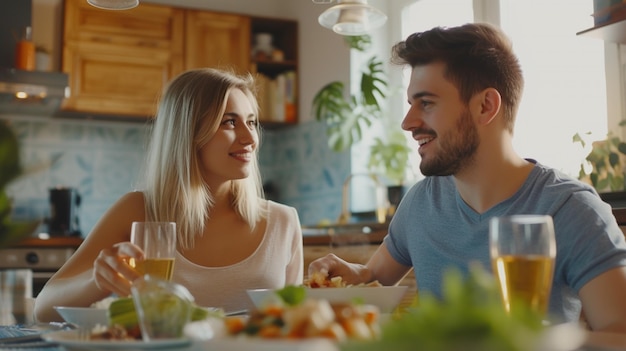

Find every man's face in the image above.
[401,62,479,177]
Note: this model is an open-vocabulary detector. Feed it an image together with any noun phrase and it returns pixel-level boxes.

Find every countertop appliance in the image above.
[48,187,81,237]
[0,236,83,297]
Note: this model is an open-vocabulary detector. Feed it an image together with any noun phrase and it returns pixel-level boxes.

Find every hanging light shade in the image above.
[317,0,387,36]
[87,0,139,10]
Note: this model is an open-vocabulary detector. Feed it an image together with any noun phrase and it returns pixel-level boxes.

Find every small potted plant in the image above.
[574,124,626,193]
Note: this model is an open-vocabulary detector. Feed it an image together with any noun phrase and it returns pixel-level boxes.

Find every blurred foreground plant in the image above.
[0,120,39,248]
[341,264,543,351]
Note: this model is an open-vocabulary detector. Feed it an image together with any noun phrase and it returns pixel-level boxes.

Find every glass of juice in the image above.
[489,215,556,316]
[130,221,176,281]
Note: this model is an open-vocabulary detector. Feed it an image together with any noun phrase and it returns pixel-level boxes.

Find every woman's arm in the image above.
[34,192,146,322]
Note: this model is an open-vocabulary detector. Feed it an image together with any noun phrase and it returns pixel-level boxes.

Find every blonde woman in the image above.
[35,68,303,322]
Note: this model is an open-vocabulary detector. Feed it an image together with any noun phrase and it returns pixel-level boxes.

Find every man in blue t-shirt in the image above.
[309,23,626,332]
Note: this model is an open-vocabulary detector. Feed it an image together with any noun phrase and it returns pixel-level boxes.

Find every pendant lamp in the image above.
[87,0,139,10]
[315,0,387,36]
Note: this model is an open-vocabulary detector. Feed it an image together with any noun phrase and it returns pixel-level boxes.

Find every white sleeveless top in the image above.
[171,201,303,313]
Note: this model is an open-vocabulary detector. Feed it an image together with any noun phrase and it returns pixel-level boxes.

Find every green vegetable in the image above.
[108,296,217,330]
[275,285,306,306]
[341,264,544,351]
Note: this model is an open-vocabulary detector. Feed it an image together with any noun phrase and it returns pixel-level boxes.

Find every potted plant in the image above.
[574,124,626,193]
[312,35,412,187]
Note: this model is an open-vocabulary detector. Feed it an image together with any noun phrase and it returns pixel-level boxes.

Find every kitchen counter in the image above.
[302,222,388,246]
[6,236,83,249]
[302,229,387,246]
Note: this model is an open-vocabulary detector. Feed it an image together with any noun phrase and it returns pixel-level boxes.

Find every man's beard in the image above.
[419,109,479,177]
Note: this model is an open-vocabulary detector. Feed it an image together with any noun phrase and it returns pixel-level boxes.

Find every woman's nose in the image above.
[238,125,257,145]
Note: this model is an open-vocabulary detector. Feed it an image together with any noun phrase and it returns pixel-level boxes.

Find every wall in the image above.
[3,0,354,234]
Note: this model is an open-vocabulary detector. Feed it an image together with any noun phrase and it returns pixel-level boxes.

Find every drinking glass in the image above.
[489,215,556,316]
[131,275,193,341]
[130,222,176,281]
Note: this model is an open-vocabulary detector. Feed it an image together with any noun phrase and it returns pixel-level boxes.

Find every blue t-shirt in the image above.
[384,161,626,322]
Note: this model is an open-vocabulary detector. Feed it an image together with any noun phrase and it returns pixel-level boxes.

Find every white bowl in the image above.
[53,306,109,329]
[247,286,408,313]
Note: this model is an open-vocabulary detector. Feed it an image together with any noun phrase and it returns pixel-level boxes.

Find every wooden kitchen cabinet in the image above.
[62,0,184,118]
[61,0,299,124]
[184,11,250,74]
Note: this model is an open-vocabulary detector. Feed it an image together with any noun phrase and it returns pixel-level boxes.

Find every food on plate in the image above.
[90,296,118,310]
[228,286,381,342]
[304,270,382,288]
[89,324,140,341]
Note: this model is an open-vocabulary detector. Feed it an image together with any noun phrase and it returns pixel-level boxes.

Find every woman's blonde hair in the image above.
[141,68,265,249]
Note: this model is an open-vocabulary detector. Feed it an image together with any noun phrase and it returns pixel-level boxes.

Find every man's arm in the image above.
[308,242,412,286]
[579,266,626,332]
[366,242,413,286]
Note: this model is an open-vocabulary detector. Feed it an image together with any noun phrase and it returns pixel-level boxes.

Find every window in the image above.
[399,0,606,178]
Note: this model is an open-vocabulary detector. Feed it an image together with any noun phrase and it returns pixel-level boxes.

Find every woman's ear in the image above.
[474,88,501,125]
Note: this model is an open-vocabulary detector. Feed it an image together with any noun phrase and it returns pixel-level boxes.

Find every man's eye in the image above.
[420,100,433,108]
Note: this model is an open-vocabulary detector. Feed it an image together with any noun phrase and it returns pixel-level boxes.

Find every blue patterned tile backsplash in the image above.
[3,116,348,237]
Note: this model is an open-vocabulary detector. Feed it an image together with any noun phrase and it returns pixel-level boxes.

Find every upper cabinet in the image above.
[184,11,250,73]
[62,0,184,118]
[577,2,626,43]
[61,0,299,125]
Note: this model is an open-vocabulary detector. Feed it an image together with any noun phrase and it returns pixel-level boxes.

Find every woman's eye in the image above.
[222,119,236,126]
[248,119,258,127]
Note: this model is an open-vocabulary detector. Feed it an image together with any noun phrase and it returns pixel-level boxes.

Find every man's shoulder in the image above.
[530,162,596,194]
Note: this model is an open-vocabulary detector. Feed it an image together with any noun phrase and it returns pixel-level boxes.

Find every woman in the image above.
[34,68,303,322]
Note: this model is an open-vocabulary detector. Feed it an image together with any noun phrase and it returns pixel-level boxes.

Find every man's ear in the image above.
[475,88,501,125]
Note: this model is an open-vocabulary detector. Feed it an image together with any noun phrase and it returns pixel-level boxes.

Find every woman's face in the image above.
[198,88,258,185]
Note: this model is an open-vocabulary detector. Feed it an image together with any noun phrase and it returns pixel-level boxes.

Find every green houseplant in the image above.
[574,124,626,192]
[312,35,411,186]
[0,120,39,248]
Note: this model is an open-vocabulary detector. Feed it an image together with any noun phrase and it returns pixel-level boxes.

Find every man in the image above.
[309,23,626,332]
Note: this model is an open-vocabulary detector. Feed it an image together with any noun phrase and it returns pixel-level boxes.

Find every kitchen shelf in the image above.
[577,5,626,43]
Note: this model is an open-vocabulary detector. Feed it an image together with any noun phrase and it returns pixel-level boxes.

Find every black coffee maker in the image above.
[48,187,81,236]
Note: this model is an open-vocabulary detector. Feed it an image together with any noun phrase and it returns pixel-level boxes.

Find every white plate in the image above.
[41,330,191,350]
[247,286,408,313]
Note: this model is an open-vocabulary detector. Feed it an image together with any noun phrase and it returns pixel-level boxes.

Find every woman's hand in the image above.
[92,242,143,297]
[307,253,372,286]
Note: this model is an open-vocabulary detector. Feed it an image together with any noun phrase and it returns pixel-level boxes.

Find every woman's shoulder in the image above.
[263,200,302,241]
[103,191,146,221]
[265,200,300,222]
[117,191,146,209]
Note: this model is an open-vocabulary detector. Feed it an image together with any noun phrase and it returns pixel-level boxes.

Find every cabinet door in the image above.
[184,11,251,74]
[62,0,184,118]
[62,41,182,117]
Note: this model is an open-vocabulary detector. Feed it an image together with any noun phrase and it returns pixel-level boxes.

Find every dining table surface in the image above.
[2,321,626,351]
